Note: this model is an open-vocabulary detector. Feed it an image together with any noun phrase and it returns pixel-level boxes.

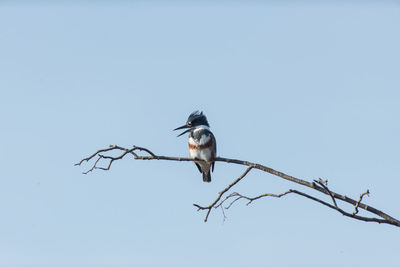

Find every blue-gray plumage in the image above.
[174,111,217,182]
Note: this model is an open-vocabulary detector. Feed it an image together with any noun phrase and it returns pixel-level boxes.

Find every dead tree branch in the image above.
[75,145,400,227]
[193,166,253,222]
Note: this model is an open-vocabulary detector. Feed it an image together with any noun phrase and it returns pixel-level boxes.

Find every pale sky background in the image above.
[1,1,400,267]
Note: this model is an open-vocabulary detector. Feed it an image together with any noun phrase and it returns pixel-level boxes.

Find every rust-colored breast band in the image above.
[189,138,213,150]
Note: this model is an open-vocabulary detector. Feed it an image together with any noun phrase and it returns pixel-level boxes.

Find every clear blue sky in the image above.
[1,1,399,267]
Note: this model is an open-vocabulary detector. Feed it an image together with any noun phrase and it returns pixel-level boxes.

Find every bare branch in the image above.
[218,191,293,209]
[76,144,400,227]
[217,189,389,225]
[193,167,253,222]
[353,190,370,216]
[314,178,338,208]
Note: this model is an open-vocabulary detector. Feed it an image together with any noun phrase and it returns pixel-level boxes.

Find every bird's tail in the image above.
[202,170,211,183]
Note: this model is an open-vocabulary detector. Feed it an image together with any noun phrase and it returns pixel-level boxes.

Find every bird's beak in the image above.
[173,124,191,137]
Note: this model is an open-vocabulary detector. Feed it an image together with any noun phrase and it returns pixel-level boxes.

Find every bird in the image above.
[174,111,217,182]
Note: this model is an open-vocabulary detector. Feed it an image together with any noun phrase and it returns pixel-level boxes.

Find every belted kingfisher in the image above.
[174,111,217,182]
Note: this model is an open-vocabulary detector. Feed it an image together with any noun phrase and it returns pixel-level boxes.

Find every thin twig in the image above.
[217,190,293,211]
[353,190,370,216]
[314,178,338,208]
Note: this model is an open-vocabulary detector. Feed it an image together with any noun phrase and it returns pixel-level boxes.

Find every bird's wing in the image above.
[211,132,217,172]
[194,162,202,173]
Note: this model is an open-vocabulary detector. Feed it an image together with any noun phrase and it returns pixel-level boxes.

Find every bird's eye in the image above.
[187,122,192,126]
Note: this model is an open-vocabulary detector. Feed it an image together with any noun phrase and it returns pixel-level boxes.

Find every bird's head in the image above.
[173,111,210,137]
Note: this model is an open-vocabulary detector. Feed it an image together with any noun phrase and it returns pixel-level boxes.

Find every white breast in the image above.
[189,146,213,161]
[189,136,213,161]
[188,126,214,162]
